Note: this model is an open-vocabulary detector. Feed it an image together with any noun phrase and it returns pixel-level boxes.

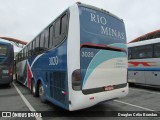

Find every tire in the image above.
[15,74,18,81]
[31,80,38,97]
[5,83,11,87]
[38,82,47,103]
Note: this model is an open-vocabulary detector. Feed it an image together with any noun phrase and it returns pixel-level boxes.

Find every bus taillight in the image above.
[72,69,81,90]
[10,67,13,77]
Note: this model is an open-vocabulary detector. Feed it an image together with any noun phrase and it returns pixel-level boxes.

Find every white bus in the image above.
[128,38,160,87]
[16,3,128,111]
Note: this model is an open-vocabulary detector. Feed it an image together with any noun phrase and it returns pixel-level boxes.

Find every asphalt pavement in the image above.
[0,80,160,120]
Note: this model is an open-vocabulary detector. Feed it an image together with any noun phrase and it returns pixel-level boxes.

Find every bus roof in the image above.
[0,40,12,46]
[21,2,124,53]
[128,37,160,47]
[129,29,160,43]
[77,2,123,22]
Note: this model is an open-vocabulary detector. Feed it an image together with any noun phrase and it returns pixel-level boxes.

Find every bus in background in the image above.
[128,38,160,88]
[16,3,128,111]
[0,41,14,85]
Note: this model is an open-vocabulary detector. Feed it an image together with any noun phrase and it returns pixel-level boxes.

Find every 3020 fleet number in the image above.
[82,52,94,58]
[49,56,58,65]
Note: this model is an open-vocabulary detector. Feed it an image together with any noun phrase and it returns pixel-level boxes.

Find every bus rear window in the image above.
[0,45,8,56]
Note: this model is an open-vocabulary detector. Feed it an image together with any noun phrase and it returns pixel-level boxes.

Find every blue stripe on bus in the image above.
[128,68,160,71]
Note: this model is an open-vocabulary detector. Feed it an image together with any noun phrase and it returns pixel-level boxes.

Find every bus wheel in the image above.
[15,74,18,81]
[31,80,38,97]
[5,83,11,87]
[38,82,47,103]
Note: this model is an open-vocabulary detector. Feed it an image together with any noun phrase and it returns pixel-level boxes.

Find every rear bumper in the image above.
[69,83,129,111]
[0,76,13,84]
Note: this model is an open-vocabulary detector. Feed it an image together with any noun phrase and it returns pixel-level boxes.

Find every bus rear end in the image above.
[68,3,128,111]
[0,41,14,85]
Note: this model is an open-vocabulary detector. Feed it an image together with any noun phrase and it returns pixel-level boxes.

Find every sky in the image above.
[0,0,160,51]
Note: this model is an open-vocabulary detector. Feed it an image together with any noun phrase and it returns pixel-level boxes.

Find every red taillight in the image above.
[10,67,13,76]
[72,69,81,90]
[72,69,80,81]
[89,97,94,100]
[62,91,67,95]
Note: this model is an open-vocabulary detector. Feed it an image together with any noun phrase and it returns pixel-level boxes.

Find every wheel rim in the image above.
[33,82,36,94]
[39,83,44,97]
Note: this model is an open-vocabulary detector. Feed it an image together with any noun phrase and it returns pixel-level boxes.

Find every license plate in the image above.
[104,85,114,91]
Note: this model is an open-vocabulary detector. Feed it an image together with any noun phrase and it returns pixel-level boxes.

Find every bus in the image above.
[128,38,160,88]
[0,41,14,85]
[16,3,128,111]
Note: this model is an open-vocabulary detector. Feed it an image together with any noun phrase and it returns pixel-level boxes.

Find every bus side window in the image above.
[24,47,26,59]
[49,25,54,48]
[35,37,40,53]
[26,46,28,57]
[132,47,138,59]
[19,51,22,61]
[40,33,45,51]
[61,14,67,35]
[132,45,153,59]
[23,49,25,59]
[21,50,23,60]
[22,49,24,60]
[17,53,19,61]
[54,19,61,46]
[55,20,60,38]
[44,29,49,49]
[28,43,32,57]
[128,48,131,59]
[54,13,67,47]
[154,43,160,58]
[32,40,35,55]
[145,45,152,58]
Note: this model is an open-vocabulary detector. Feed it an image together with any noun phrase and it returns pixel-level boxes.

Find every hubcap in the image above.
[33,84,36,94]
[39,84,44,97]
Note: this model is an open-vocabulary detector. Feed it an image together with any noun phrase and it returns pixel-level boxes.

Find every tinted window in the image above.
[49,25,54,48]
[40,33,45,51]
[18,11,68,60]
[22,49,24,59]
[26,45,28,57]
[19,51,21,60]
[132,47,139,59]
[54,14,68,47]
[32,40,35,54]
[24,47,27,58]
[35,37,40,52]
[128,48,131,59]
[61,14,67,34]
[44,30,49,49]
[55,20,60,38]
[132,45,152,59]
[28,43,32,56]
[154,43,160,57]
[0,45,8,56]
[17,53,20,60]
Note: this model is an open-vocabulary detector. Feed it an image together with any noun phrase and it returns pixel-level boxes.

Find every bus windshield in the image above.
[79,6,126,45]
[0,45,8,64]
[0,45,8,56]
